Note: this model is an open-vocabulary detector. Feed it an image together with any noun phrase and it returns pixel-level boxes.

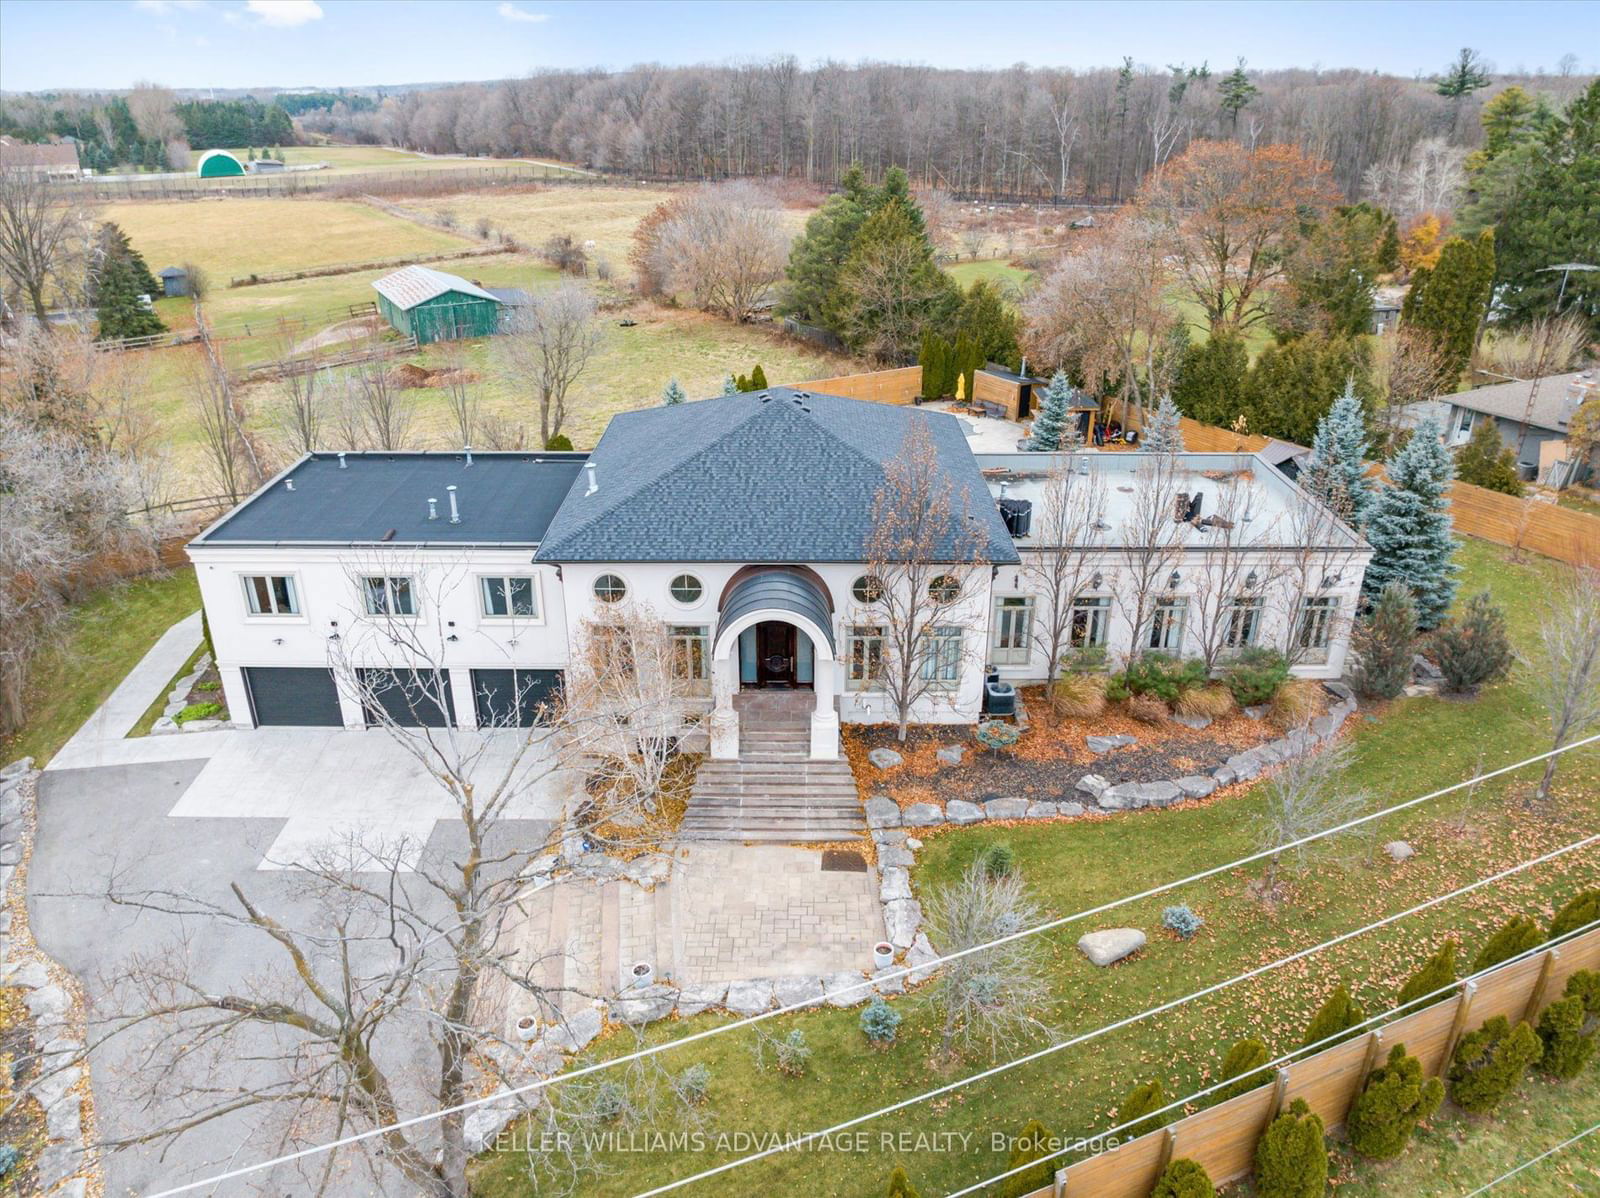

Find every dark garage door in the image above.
[471,669,563,727]
[244,667,344,727]
[359,668,456,728]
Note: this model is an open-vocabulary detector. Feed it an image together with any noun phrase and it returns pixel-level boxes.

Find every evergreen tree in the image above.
[1346,1043,1444,1160]
[1218,57,1258,130]
[1301,381,1374,529]
[1432,590,1514,694]
[948,280,1021,371]
[1453,419,1523,495]
[1435,47,1491,101]
[735,373,751,392]
[830,197,958,361]
[1549,889,1600,939]
[1144,393,1185,453]
[722,374,740,396]
[884,1164,922,1198]
[1396,938,1459,1016]
[1536,970,1600,1079]
[1352,582,1417,700]
[951,332,983,404]
[661,377,686,406]
[1117,1079,1172,1139]
[1448,1015,1543,1115]
[999,1119,1055,1198]
[1303,982,1367,1048]
[782,163,872,323]
[1215,1038,1271,1101]
[749,363,768,391]
[94,222,161,297]
[1399,230,1495,379]
[1362,417,1459,629]
[1472,916,1544,974]
[1253,1098,1327,1198]
[1172,331,1250,428]
[919,330,954,399]
[1151,1159,1216,1198]
[1243,333,1373,446]
[93,254,165,340]
[1029,370,1074,451]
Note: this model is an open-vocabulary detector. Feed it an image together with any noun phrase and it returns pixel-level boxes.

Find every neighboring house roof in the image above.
[0,138,79,170]
[485,287,532,306]
[535,388,1021,565]
[158,267,186,278]
[191,452,588,547]
[372,265,501,310]
[1440,371,1599,434]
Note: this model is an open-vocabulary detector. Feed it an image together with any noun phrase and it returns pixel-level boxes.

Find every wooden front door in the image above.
[755,621,797,687]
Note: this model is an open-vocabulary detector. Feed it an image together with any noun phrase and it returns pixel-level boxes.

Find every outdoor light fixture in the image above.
[273,637,284,646]
[1322,572,1342,587]
[1246,569,1259,588]
[1091,571,1103,589]
[1168,570,1182,590]
[447,634,459,643]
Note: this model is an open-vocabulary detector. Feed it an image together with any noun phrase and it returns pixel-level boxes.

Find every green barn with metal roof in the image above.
[372,265,506,344]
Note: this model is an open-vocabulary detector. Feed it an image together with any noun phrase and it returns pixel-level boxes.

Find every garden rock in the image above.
[935,744,966,766]
[1175,775,1217,799]
[1057,801,1087,817]
[1026,801,1059,819]
[675,982,728,1018]
[984,796,1030,820]
[1101,780,1181,810]
[879,867,912,903]
[542,1007,602,1053]
[872,966,906,996]
[905,836,923,850]
[1384,840,1416,862]
[907,933,941,984]
[3,960,48,991]
[35,1144,77,1193]
[1412,654,1445,686]
[902,803,944,827]
[28,1065,80,1111]
[610,985,676,1025]
[864,797,902,829]
[152,716,178,733]
[945,799,985,824]
[25,984,69,1025]
[773,976,826,1009]
[1075,773,1111,800]
[1226,751,1263,782]
[1086,734,1137,754]
[883,899,924,948]
[463,1091,528,1153]
[46,1094,82,1142]
[1310,714,1340,740]
[868,748,903,770]
[1243,704,1271,720]
[1171,714,1212,730]
[873,826,907,846]
[0,756,32,781]
[878,844,914,868]
[725,979,775,1015]
[823,971,870,1007]
[0,842,19,867]
[1077,928,1147,967]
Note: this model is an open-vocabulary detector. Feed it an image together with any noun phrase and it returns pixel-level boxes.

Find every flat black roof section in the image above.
[194,452,588,546]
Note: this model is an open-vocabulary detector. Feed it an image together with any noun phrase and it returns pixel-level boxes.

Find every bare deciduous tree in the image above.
[1189,473,1277,671]
[340,343,415,451]
[437,342,481,450]
[0,163,96,324]
[270,322,326,456]
[1116,453,1191,661]
[1019,456,1109,685]
[1276,482,1365,668]
[1524,565,1600,802]
[498,282,602,447]
[651,181,791,322]
[1253,740,1369,899]
[862,421,988,741]
[187,329,267,503]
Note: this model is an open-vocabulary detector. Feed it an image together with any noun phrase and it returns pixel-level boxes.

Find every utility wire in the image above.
[143,733,1600,1198]
[1458,1121,1600,1196]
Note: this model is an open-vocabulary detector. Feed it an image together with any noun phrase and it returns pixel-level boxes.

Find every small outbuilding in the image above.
[197,149,245,178]
[157,266,189,298]
[248,157,286,174]
[372,265,506,344]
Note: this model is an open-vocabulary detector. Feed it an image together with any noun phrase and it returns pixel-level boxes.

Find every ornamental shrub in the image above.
[1162,904,1204,940]
[1536,970,1600,1080]
[1051,672,1107,718]
[544,433,574,451]
[1352,582,1417,700]
[1431,591,1514,694]
[1113,653,1208,704]
[1177,683,1236,720]
[999,1118,1055,1198]
[1549,888,1600,939]
[1396,939,1459,1015]
[1150,1158,1216,1198]
[860,996,902,1048]
[1253,1098,1327,1198]
[1118,1079,1173,1138]
[677,1063,711,1104]
[1448,1015,1542,1114]
[593,1079,628,1121]
[981,840,1016,877]
[1471,915,1544,973]
[175,701,223,724]
[1346,1043,1443,1159]
[775,1028,811,1077]
[1303,983,1366,1049]
[1128,693,1171,723]
[1222,647,1292,707]
[1268,681,1322,732]
[1216,1037,1272,1101]
[884,1165,921,1198]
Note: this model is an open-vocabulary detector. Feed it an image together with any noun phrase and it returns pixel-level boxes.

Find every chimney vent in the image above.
[584,461,598,496]
[285,478,295,491]
[464,444,474,466]
[337,451,347,469]
[427,497,438,521]
[447,484,460,524]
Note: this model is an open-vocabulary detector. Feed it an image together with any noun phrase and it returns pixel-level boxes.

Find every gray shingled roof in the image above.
[193,452,587,546]
[1442,371,1598,433]
[535,388,1020,564]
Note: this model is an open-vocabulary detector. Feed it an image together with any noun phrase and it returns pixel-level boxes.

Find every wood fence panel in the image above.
[1380,999,1462,1078]
[794,365,922,405]
[1280,1035,1374,1135]
[1167,1087,1279,1187]
[1057,1127,1168,1197]
[1469,952,1551,1025]
[1443,482,1600,565]
[1547,928,1600,996]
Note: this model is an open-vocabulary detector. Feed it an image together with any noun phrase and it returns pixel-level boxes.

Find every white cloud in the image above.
[133,0,205,14]
[244,0,323,26]
[497,2,549,23]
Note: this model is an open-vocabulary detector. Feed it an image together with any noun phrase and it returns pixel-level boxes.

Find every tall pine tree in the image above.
[1172,332,1250,428]
[1301,381,1375,529]
[1400,230,1495,379]
[1144,393,1186,453]
[1363,417,1460,629]
[1030,370,1074,451]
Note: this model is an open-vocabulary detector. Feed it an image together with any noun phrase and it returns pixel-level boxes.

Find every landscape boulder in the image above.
[879,867,912,903]
[935,744,966,766]
[864,797,902,829]
[902,803,944,827]
[610,985,676,1025]
[983,796,1029,820]
[1077,928,1147,967]
[1075,773,1111,800]
[945,799,985,824]
[724,979,775,1015]
[883,899,924,948]
[822,971,870,1007]
[772,976,826,1009]
[1086,734,1137,754]
[1171,714,1212,730]
[867,748,903,770]
[542,1006,602,1053]
[675,982,727,1018]
[1175,775,1217,799]
[1384,840,1416,862]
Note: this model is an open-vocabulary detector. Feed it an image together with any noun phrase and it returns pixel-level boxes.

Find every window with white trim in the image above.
[1456,406,1474,435]
[480,576,539,618]
[919,625,963,687]
[846,625,884,691]
[928,574,961,602]
[1223,595,1263,652]
[362,575,415,617]
[1069,594,1110,648]
[669,624,710,688]
[991,596,1033,665]
[242,574,298,616]
[593,573,627,603]
[1149,597,1189,652]
[669,574,703,604]
[1296,596,1339,663]
[852,575,884,604]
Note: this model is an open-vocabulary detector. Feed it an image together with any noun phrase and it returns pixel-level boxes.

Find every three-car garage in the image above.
[240,665,561,729]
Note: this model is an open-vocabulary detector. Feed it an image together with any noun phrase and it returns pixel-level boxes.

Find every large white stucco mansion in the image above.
[189,388,1371,761]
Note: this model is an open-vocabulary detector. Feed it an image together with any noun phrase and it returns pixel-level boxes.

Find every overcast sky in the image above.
[1,0,1596,93]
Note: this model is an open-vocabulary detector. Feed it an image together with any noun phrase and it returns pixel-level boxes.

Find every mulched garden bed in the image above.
[844,687,1289,808]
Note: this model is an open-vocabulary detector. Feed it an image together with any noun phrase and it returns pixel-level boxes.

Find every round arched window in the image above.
[593,574,627,603]
[669,573,703,604]
[852,574,884,603]
[928,574,961,602]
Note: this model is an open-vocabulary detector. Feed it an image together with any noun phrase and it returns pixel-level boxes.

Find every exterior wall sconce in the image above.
[1091,571,1103,589]
[273,637,284,646]
[1245,570,1259,588]
[1321,572,1342,587]
[1168,570,1182,590]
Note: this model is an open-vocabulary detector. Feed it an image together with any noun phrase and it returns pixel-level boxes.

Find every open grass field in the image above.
[271,143,588,175]
[945,257,1034,293]
[472,537,1600,1197]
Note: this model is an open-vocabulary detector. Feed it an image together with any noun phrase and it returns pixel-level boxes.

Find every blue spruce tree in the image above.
[1030,370,1073,451]
[1144,393,1186,454]
[1363,417,1460,628]
[1302,380,1374,529]
[663,377,686,406]
[721,374,740,396]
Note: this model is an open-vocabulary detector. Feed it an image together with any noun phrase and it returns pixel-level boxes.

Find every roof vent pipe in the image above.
[584,461,598,496]
[337,451,347,469]
[285,478,295,491]
[447,484,460,524]
[427,497,438,521]
[464,444,473,466]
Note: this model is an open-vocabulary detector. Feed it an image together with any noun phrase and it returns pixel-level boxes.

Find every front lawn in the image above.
[472,538,1599,1197]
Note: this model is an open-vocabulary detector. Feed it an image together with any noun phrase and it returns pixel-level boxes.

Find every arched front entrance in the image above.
[709,569,839,761]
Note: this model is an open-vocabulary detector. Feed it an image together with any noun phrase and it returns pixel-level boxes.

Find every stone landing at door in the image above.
[683,692,866,843]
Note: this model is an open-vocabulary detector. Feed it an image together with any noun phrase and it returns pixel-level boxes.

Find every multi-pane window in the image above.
[1149,597,1189,652]
[242,574,298,615]
[362,575,415,617]
[991,596,1033,665]
[1069,595,1110,648]
[1224,595,1264,651]
[593,574,627,603]
[928,574,961,602]
[919,626,963,687]
[1297,596,1338,662]
[669,574,703,604]
[480,576,539,618]
[669,624,710,688]
[852,575,884,604]
[846,625,884,691]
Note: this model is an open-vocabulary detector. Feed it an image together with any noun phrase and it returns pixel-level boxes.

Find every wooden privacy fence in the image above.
[794,365,924,405]
[1032,924,1600,1198]
[1444,481,1600,566]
